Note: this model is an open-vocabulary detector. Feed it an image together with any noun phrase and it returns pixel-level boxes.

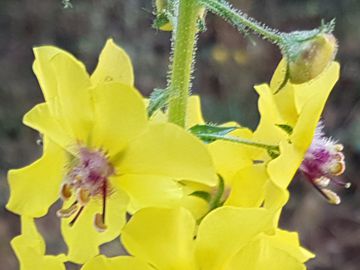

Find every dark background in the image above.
[0,1,359,269]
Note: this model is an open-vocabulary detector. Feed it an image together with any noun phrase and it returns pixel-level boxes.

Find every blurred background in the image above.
[0,0,359,269]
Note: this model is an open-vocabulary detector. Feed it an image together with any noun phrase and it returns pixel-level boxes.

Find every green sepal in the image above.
[209,174,225,211]
[276,124,293,135]
[148,88,170,117]
[152,12,172,30]
[267,148,280,159]
[189,124,238,143]
[280,19,336,60]
[189,191,212,203]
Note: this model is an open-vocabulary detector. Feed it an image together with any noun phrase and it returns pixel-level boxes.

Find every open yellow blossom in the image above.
[11,216,66,270]
[81,205,313,270]
[7,39,217,263]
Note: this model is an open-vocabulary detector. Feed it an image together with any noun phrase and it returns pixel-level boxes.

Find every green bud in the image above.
[153,0,173,31]
[285,33,338,84]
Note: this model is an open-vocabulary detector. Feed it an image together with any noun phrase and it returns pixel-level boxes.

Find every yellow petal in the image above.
[225,164,267,207]
[50,52,93,143]
[11,216,66,270]
[122,207,197,270]
[23,102,74,152]
[181,194,209,221]
[227,233,308,270]
[267,141,303,189]
[208,127,253,184]
[270,58,287,91]
[253,84,288,145]
[111,174,183,212]
[263,229,315,263]
[186,95,205,128]
[263,181,289,211]
[262,182,289,230]
[81,255,153,270]
[90,82,147,157]
[293,61,340,115]
[91,39,134,86]
[33,46,64,103]
[195,206,273,270]
[7,138,66,217]
[291,62,340,152]
[118,123,217,186]
[61,190,128,264]
[273,85,298,126]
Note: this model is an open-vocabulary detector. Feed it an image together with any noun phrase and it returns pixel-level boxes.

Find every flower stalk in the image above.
[199,0,284,45]
[167,0,201,127]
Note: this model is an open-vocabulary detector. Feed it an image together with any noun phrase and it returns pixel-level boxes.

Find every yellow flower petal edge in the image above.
[91,38,134,86]
[228,229,313,270]
[122,207,197,270]
[195,206,274,270]
[6,137,67,217]
[81,255,154,270]
[11,216,66,270]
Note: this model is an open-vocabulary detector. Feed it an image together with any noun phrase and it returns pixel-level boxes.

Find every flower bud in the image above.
[153,0,173,31]
[286,33,338,84]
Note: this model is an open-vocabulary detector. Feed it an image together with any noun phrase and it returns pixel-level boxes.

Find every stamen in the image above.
[69,206,84,226]
[60,183,72,200]
[57,203,78,218]
[102,182,107,224]
[309,179,332,201]
[322,189,341,205]
[77,188,90,206]
[334,144,344,152]
[314,176,330,188]
[330,160,346,176]
[332,178,351,189]
[94,213,107,232]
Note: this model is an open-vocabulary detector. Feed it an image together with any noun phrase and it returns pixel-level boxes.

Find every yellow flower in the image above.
[178,59,339,210]
[81,205,313,270]
[7,39,217,263]
[227,60,339,207]
[253,60,340,187]
[11,216,66,270]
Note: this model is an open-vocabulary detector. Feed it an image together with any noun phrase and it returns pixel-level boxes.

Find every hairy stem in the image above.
[199,0,284,45]
[167,0,200,127]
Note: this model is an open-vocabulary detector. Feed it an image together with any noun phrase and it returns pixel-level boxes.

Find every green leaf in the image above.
[148,88,170,117]
[276,124,293,135]
[189,124,238,143]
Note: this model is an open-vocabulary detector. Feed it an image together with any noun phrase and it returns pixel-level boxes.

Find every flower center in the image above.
[299,122,349,204]
[57,147,114,232]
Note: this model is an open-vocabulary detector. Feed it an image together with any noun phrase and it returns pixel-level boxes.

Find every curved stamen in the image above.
[69,206,84,227]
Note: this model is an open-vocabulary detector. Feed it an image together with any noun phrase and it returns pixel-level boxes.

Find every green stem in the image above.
[200,133,279,151]
[167,0,200,127]
[199,0,284,45]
